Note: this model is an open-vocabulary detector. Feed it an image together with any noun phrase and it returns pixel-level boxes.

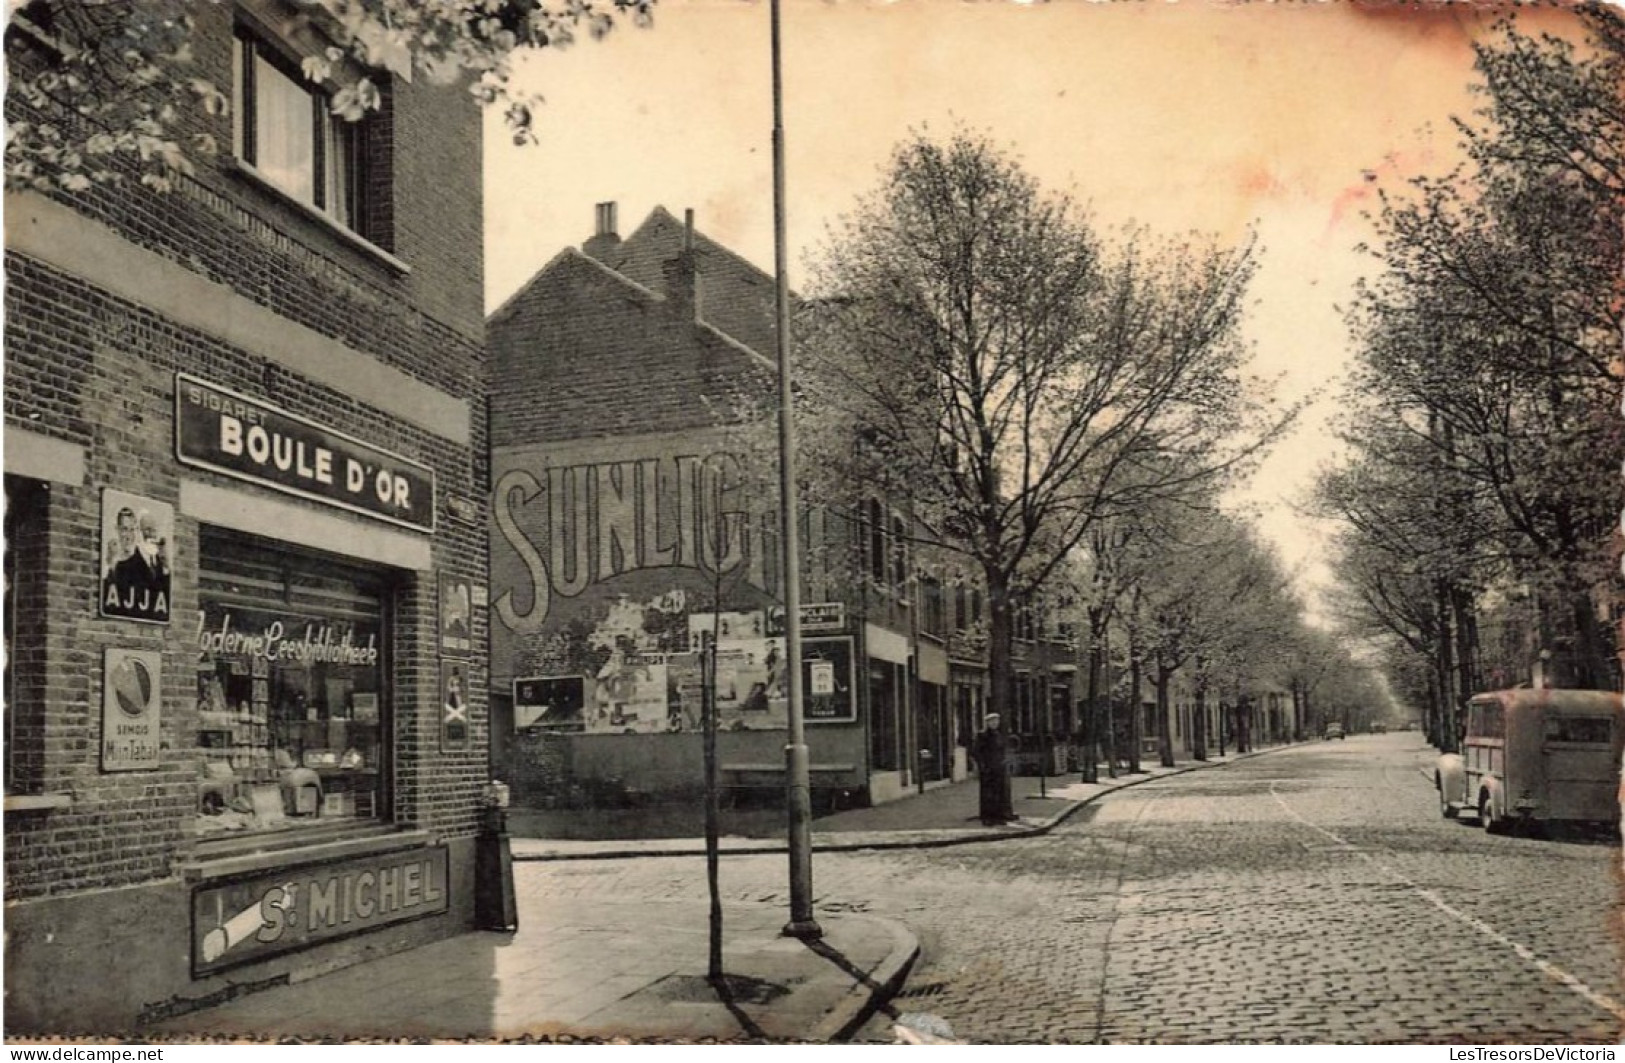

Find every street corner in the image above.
[801,910,922,1042]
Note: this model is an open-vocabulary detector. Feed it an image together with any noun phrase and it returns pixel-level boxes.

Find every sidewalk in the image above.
[512,749,1265,860]
[151,747,1273,1044]
[152,896,915,1043]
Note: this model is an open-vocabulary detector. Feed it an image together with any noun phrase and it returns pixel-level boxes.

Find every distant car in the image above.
[1371,722,1387,734]
[1403,721,1419,731]
[1324,722,1345,740]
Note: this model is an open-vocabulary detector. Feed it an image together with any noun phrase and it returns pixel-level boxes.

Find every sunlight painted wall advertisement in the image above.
[490,433,780,670]
[490,434,862,733]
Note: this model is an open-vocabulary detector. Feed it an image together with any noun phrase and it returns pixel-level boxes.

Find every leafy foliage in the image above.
[1323,7,1623,715]
[797,130,1294,719]
[5,0,654,193]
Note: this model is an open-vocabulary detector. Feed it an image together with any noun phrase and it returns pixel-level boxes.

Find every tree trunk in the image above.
[1452,586,1477,705]
[1192,657,1209,762]
[1128,646,1143,774]
[703,640,723,983]
[1101,625,1117,779]
[1081,605,1105,784]
[987,567,1015,739]
[1425,662,1445,752]
[1156,660,1176,768]
[1570,588,1613,690]
[1434,581,1458,755]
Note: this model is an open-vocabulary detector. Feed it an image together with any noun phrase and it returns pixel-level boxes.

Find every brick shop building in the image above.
[4,1,490,1034]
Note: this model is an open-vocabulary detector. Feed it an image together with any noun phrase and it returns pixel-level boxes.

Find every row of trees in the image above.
[1316,8,1623,749]
[791,129,1382,770]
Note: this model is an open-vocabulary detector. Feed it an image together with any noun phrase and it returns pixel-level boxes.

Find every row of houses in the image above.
[482,202,1296,812]
[2,2,1290,1033]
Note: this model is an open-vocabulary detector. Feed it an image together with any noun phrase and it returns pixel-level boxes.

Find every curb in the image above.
[513,744,1302,862]
[804,915,921,1043]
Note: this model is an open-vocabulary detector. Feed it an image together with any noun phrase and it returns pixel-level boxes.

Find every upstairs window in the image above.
[921,576,946,638]
[233,27,361,231]
[890,513,908,595]
[866,499,885,585]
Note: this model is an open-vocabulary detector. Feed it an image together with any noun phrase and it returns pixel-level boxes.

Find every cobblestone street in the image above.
[527,735,1625,1043]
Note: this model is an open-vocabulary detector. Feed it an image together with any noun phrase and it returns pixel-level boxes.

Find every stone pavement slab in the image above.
[149,898,916,1043]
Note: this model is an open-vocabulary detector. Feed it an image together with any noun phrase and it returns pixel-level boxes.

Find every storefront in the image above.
[3,364,487,1034]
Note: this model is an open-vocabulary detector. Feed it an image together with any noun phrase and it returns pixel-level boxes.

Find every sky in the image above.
[482,0,1579,621]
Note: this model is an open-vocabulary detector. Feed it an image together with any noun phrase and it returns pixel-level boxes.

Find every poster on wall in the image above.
[513,675,585,732]
[587,653,670,734]
[439,575,472,658]
[102,648,161,771]
[441,660,470,750]
[802,637,856,723]
[713,638,788,728]
[99,489,172,624]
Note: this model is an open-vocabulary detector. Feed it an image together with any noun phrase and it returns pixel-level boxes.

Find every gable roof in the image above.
[596,206,786,358]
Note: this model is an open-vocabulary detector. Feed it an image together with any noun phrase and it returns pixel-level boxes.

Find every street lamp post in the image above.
[771,0,820,942]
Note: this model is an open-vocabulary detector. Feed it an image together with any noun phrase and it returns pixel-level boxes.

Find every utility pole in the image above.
[771,0,819,942]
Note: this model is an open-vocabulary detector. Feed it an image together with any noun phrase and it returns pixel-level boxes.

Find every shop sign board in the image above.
[767,602,846,636]
[191,846,450,977]
[101,648,162,771]
[175,374,436,532]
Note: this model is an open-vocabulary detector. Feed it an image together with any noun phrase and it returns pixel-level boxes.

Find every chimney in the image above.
[582,201,620,261]
[662,208,703,322]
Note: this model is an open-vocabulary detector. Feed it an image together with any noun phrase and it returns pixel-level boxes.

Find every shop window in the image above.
[195,529,390,837]
[4,476,48,794]
[868,661,899,770]
[233,21,375,238]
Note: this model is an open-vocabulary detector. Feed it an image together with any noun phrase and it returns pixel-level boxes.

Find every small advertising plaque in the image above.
[439,574,472,657]
[442,660,470,750]
[101,648,161,771]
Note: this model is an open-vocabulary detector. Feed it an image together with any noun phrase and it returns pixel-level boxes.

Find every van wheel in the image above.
[1439,785,1457,819]
[1480,794,1508,835]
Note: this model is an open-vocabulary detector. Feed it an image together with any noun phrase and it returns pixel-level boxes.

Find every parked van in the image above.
[1436,689,1625,834]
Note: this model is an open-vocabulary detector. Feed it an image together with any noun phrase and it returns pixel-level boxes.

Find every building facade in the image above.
[4,0,490,1033]
[488,205,1008,811]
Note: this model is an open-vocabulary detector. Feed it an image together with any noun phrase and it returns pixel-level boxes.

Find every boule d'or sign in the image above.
[175,374,436,533]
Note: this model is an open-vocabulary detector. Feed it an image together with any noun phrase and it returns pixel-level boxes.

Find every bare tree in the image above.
[799,129,1290,728]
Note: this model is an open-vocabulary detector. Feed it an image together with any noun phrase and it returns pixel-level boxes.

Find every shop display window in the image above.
[195,530,388,837]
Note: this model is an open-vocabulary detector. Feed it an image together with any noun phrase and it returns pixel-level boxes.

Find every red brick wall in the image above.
[3,2,488,903]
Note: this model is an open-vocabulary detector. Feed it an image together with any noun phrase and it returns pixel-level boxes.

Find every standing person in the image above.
[972,712,1013,826]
